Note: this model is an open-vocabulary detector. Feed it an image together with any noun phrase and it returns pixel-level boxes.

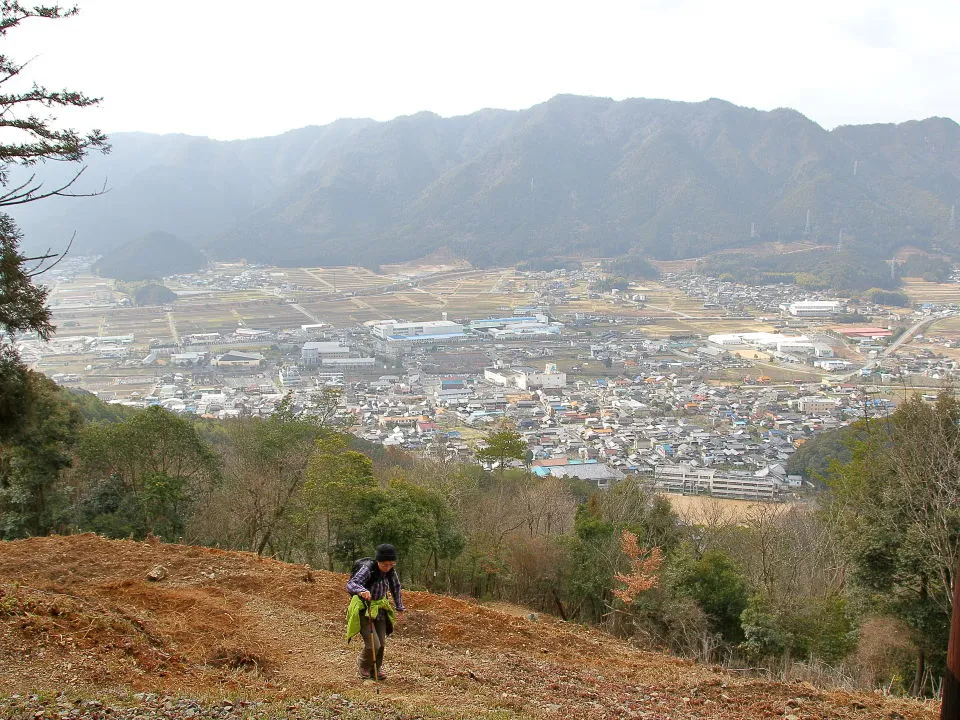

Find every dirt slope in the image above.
[0,535,939,720]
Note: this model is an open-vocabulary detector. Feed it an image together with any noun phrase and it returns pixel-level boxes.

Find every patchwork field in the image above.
[41,266,960,363]
[901,277,960,304]
[924,315,960,334]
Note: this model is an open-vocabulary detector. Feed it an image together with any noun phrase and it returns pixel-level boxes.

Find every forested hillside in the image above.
[10,96,960,271]
[93,230,206,280]
[2,378,958,701]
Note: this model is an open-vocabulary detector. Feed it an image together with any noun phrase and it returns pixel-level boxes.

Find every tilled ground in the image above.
[0,535,941,720]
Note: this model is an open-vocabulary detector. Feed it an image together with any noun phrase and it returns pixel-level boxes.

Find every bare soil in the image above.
[0,534,939,719]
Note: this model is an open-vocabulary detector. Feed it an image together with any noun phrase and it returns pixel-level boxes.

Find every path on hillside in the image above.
[0,535,938,720]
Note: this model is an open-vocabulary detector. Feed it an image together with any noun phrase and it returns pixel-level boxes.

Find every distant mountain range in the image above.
[9,95,960,274]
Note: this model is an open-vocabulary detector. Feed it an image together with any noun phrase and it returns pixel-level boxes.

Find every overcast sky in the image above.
[6,0,960,141]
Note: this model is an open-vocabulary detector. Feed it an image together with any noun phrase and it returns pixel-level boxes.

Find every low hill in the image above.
[94,231,206,281]
[0,535,936,720]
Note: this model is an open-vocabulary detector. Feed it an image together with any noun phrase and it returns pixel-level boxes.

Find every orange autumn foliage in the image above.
[612,530,663,604]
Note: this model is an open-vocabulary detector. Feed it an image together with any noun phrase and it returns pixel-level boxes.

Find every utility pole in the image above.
[943,557,960,720]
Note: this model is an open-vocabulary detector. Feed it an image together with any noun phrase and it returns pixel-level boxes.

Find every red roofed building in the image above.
[833,326,893,338]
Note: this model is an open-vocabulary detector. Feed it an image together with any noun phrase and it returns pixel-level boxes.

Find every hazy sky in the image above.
[7,0,960,140]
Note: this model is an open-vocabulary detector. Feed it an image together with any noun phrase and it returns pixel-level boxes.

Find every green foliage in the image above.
[301,435,464,583]
[825,391,960,691]
[126,282,177,306]
[699,247,901,292]
[592,276,631,292]
[603,254,659,280]
[302,434,378,568]
[740,593,791,659]
[899,254,950,282]
[564,499,618,622]
[74,406,219,540]
[865,288,910,307]
[786,421,866,487]
[670,548,748,642]
[0,343,31,440]
[66,389,138,423]
[0,4,107,442]
[804,595,858,662]
[563,483,684,625]
[475,429,527,472]
[0,215,52,339]
[516,258,581,272]
[740,591,856,663]
[349,479,464,584]
[0,373,81,538]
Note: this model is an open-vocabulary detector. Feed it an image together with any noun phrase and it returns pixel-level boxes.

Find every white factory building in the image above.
[369,320,466,341]
[369,319,468,356]
[782,300,844,317]
[707,332,833,357]
[488,322,562,339]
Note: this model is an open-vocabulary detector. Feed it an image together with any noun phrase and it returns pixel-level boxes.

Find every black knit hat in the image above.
[375,543,397,562]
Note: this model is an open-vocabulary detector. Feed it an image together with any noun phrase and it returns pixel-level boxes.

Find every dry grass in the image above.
[663,494,803,522]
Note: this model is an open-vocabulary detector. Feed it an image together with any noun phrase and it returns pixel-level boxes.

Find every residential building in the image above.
[484,363,567,390]
[796,396,839,413]
[212,351,264,368]
[652,463,785,500]
[301,341,350,365]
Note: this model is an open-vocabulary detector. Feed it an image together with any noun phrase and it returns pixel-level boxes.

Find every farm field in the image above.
[662,493,805,523]
[40,265,960,357]
[924,315,960,334]
[901,277,960,304]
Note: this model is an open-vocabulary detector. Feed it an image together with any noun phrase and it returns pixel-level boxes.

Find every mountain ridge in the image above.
[8,95,959,271]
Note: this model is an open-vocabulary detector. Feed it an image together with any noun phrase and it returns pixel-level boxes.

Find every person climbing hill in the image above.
[345,543,405,680]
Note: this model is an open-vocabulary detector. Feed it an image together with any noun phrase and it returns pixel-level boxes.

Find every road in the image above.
[165,311,179,345]
[287,302,320,324]
[836,313,949,381]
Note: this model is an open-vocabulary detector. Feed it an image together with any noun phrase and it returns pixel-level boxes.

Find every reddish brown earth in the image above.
[0,534,940,719]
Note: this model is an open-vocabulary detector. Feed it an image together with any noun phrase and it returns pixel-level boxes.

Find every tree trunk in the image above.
[916,573,928,696]
[325,514,334,572]
[941,557,960,719]
[551,588,568,621]
[256,527,273,557]
[914,648,926,697]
